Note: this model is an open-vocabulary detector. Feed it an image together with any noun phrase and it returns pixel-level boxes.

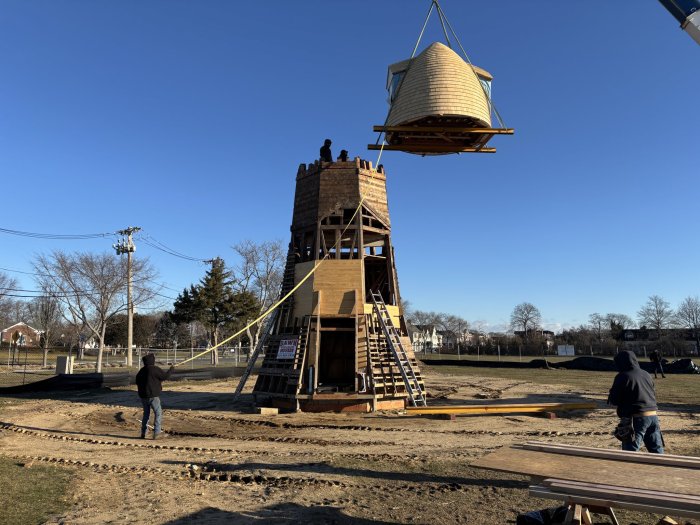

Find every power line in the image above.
[0,227,116,240]
[0,264,181,299]
[0,266,43,276]
[0,286,105,299]
[137,233,208,263]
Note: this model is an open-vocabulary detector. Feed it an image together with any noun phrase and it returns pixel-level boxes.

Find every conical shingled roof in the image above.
[386,42,491,128]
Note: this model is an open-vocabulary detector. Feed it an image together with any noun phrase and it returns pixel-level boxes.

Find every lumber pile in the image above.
[405,401,596,416]
[473,441,700,524]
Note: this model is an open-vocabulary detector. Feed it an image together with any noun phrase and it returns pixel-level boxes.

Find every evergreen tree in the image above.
[172,258,262,365]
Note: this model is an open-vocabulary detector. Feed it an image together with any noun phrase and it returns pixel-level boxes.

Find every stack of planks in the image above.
[473,441,700,525]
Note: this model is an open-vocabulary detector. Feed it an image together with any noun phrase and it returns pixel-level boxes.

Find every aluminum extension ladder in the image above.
[369,291,427,407]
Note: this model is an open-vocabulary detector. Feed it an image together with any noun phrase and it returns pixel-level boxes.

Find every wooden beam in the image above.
[367,144,497,153]
[521,442,700,469]
[542,479,700,510]
[405,402,596,416]
[530,486,700,520]
[374,125,514,134]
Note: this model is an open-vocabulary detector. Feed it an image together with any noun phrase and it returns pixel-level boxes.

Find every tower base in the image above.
[258,394,407,413]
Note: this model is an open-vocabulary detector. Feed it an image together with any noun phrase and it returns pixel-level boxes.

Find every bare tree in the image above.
[27,291,62,367]
[231,240,284,349]
[409,310,441,327]
[436,313,469,352]
[637,295,674,340]
[0,272,20,328]
[676,296,700,351]
[588,313,608,351]
[510,302,542,341]
[33,251,157,372]
[604,313,635,340]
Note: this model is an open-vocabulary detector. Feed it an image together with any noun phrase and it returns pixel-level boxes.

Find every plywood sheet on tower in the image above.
[314,260,362,316]
[292,261,316,322]
[364,303,401,328]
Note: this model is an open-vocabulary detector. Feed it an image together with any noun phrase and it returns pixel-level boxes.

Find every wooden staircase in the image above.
[366,292,426,406]
[252,316,314,397]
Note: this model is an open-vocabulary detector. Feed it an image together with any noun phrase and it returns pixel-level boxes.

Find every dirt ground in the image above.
[0,367,698,525]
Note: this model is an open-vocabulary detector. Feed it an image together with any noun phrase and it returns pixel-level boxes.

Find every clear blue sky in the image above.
[1,1,698,332]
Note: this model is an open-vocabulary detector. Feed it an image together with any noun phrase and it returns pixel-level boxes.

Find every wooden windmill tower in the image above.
[250,156,425,412]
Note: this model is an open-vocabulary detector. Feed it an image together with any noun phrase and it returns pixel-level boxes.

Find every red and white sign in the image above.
[277,339,298,359]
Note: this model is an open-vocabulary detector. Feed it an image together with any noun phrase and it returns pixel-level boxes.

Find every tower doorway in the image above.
[318,318,355,392]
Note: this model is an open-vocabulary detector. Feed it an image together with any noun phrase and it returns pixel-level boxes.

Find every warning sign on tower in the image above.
[277,339,298,359]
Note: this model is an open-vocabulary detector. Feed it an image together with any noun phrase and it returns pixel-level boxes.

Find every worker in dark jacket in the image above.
[649,349,666,378]
[320,139,333,162]
[608,350,663,453]
[135,354,174,439]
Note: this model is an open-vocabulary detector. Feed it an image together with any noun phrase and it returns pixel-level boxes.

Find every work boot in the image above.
[139,433,146,439]
[153,432,167,440]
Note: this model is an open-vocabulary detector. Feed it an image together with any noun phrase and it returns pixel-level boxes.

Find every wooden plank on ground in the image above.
[472,447,700,496]
[405,402,596,416]
[522,441,700,469]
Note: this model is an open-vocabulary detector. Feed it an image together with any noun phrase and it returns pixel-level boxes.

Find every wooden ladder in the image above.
[276,247,298,331]
[289,316,312,395]
[232,308,279,402]
[369,291,427,407]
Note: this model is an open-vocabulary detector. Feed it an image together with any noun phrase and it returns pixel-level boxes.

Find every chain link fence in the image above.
[0,343,254,388]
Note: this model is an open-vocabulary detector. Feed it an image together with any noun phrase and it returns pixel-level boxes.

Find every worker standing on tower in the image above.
[320,139,333,162]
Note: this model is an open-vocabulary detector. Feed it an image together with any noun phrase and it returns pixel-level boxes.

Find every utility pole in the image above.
[114,226,141,367]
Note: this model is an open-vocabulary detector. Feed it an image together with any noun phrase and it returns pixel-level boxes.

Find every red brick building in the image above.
[0,322,42,347]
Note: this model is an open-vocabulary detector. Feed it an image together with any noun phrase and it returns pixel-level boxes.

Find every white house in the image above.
[408,324,443,353]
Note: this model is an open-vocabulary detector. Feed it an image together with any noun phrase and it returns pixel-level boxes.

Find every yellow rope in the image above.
[175,148,385,367]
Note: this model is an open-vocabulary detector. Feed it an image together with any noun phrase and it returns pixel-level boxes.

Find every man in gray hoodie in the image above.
[608,350,663,453]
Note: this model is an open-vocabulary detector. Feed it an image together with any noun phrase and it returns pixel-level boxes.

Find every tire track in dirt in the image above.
[0,421,397,450]
[4,453,512,498]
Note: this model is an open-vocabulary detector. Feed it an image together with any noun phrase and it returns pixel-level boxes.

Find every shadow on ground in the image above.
[161,459,528,489]
[0,389,254,413]
[163,504,397,524]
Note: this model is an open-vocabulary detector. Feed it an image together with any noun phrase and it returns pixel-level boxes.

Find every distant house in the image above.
[514,329,555,348]
[436,329,487,351]
[0,322,43,347]
[409,324,442,353]
[437,330,463,350]
[622,328,698,342]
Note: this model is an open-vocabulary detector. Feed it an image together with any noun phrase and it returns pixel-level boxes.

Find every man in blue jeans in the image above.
[608,350,664,453]
[135,354,174,439]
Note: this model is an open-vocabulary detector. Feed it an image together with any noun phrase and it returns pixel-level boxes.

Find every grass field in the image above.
[420,356,700,407]
[0,457,73,525]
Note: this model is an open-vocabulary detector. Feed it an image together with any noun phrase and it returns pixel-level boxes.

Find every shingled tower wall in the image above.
[252,157,424,412]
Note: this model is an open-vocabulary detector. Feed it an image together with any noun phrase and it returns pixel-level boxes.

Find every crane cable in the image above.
[374,1,435,148]
[175,143,387,368]
[433,1,507,129]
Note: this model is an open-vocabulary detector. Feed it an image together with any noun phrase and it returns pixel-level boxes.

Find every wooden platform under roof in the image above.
[369,123,513,154]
